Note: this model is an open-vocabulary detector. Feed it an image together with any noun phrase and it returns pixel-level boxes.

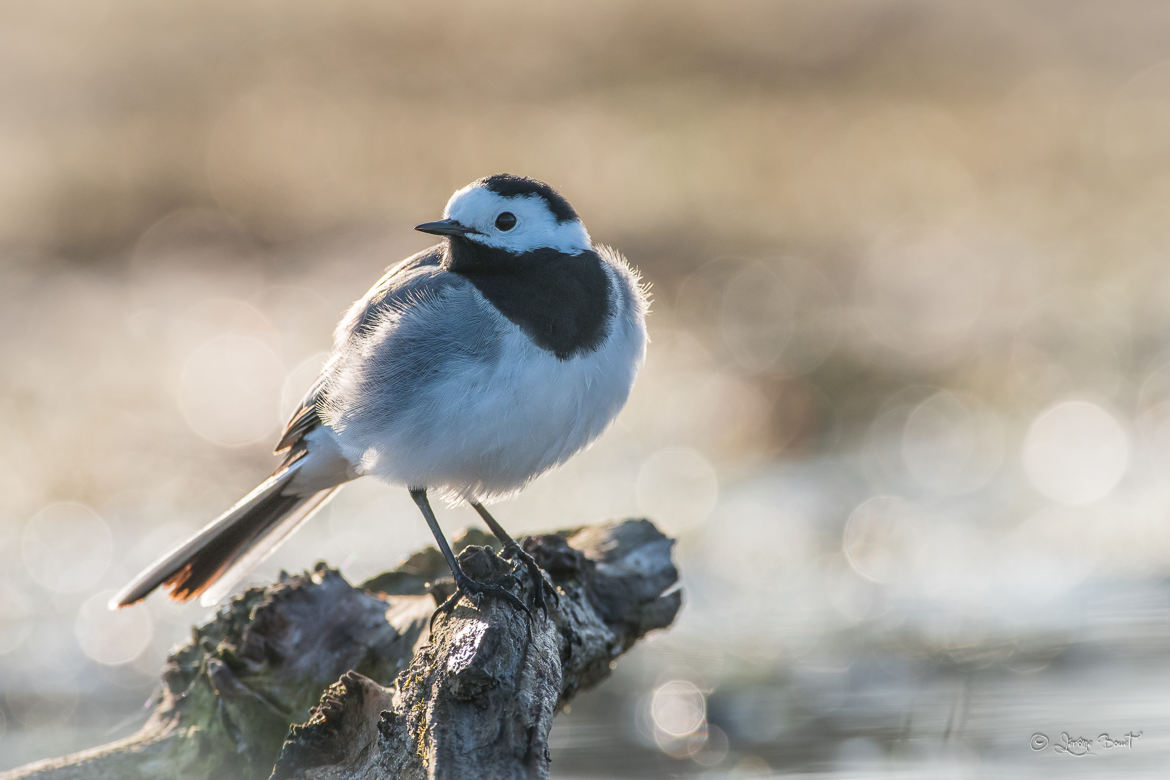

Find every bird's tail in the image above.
[109,463,337,609]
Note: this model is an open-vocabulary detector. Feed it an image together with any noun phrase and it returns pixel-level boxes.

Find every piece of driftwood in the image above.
[4,519,680,780]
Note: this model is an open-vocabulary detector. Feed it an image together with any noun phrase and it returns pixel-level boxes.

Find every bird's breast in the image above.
[449,245,611,360]
[324,245,647,500]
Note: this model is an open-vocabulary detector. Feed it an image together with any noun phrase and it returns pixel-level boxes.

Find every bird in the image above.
[109,173,648,618]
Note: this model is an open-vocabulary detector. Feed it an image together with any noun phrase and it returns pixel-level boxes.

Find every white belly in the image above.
[351,314,642,500]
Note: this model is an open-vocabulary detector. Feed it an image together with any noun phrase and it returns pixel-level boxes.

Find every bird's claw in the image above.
[502,542,560,614]
[429,569,532,632]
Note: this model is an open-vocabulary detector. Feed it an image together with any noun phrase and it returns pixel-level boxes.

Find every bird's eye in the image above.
[495,212,517,231]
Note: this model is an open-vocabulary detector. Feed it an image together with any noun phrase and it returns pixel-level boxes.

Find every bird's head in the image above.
[416,174,592,256]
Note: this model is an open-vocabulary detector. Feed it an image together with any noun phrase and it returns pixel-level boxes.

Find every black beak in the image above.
[414,218,476,237]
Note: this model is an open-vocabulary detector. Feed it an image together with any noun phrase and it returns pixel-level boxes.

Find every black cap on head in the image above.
[477,174,579,224]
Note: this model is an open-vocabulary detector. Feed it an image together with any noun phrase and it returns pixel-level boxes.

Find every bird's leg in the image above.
[470,501,559,612]
[409,488,529,629]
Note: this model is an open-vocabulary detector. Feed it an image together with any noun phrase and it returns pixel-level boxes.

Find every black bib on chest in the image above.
[446,239,610,360]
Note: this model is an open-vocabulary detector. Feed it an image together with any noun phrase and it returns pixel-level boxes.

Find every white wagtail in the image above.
[110,174,648,618]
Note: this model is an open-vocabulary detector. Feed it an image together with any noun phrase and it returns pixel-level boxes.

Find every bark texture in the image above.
[3,519,680,780]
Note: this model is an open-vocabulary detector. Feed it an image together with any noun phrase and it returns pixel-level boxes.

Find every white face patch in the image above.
[443,184,592,255]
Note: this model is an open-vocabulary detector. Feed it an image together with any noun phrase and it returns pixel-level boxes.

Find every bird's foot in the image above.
[429,568,532,632]
[502,541,560,614]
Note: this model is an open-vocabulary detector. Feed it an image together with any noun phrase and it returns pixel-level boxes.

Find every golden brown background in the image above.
[5,1,1170,775]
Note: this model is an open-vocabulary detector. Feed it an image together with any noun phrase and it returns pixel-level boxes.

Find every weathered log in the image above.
[3,519,680,780]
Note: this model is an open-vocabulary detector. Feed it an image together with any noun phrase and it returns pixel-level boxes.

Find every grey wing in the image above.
[274,372,329,456]
[273,246,447,456]
[315,257,507,441]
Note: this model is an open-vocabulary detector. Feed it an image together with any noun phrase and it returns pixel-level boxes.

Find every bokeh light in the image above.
[177,333,285,447]
[718,261,794,374]
[0,584,35,655]
[650,679,707,738]
[21,503,112,594]
[647,678,712,761]
[635,448,719,532]
[1021,400,1130,505]
[856,228,992,361]
[842,495,921,584]
[75,591,154,666]
[901,391,1005,495]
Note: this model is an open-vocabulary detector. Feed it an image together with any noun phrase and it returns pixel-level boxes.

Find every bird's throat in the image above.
[446,239,611,360]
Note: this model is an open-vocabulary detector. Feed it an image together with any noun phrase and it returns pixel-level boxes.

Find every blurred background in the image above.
[4,0,1170,776]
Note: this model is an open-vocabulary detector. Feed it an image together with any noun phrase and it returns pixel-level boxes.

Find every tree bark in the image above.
[3,519,680,780]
